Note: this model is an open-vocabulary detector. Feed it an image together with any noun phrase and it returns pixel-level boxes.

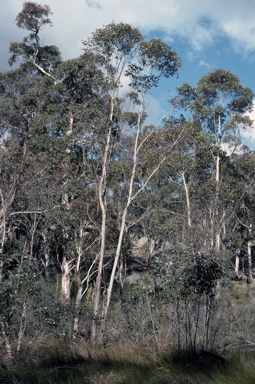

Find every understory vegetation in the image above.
[1,2,255,382]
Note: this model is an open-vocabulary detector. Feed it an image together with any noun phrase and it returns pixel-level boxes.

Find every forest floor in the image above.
[1,280,255,383]
[0,341,255,384]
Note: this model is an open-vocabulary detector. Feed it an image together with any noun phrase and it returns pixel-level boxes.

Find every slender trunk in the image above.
[91,206,106,344]
[209,207,214,249]
[76,259,98,339]
[215,229,220,252]
[98,94,185,344]
[17,302,27,353]
[61,256,70,304]
[193,296,201,352]
[181,171,191,228]
[91,95,114,344]
[73,227,83,338]
[146,288,160,351]
[0,320,13,366]
[235,252,240,279]
[215,115,221,252]
[29,213,39,260]
[99,206,129,345]
[73,282,82,338]
[42,232,50,279]
[0,222,5,283]
[98,95,144,344]
[247,240,253,284]
[0,190,6,283]
[204,296,212,351]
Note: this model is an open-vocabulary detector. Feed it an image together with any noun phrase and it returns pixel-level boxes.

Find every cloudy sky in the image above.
[1,0,255,145]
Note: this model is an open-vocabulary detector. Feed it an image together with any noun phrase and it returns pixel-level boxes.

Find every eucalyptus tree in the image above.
[81,23,143,342]
[0,64,62,361]
[0,64,51,283]
[197,70,254,251]
[81,23,182,344]
[225,149,255,281]
[9,1,61,81]
[7,3,110,313]
[171,70,254,252]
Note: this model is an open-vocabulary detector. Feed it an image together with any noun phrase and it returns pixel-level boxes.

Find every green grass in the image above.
[1,341,255,384]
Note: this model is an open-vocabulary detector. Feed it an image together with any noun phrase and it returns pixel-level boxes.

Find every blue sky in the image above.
[1,0,255,146]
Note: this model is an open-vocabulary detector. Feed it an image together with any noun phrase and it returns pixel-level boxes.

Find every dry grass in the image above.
[1,338,255,384]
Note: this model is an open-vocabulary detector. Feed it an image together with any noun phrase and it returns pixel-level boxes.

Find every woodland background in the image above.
[1,3,255,382]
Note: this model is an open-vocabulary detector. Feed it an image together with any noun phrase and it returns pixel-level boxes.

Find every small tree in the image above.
[9,1,61,79]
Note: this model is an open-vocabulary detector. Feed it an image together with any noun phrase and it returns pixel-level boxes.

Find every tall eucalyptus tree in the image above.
[171,70,254,252]
[81,23,182,344]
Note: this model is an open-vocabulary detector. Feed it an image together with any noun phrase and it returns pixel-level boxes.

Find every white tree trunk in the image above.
[0,190,6,283]
[0,224,5,283]
[98,96,185,343]
[98,95,144,344]
[91,95,114,344]
[181,171,191,228]
[235,253,240,279]
[215,115,221,252]
[247,240,253,284]
[61,256,70,304]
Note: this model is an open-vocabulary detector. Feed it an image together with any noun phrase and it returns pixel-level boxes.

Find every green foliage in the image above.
[181,254,224,298]
[1,1,255,361]
[9,2,61,70]
[15,2,52,33]
[84,22,143,56]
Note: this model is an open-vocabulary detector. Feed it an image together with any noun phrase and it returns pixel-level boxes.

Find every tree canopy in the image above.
[0,2,255,356]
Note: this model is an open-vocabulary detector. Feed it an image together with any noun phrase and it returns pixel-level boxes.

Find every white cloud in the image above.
[2,0,255,71]
[221,142,240,156]
[198,60,211,69]
[144,94,162,125]
[242,100,255,143]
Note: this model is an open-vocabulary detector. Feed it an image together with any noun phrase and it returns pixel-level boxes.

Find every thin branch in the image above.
[132,129,185,202]
[9,205,60,217]
[33,50,57,85]
[137,107,174,154]
[235,214,252,230]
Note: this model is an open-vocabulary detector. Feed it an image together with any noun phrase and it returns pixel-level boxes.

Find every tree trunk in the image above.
[91,95,114,345]
[247,240,253,284]
[98,95,144,344]
[0,191,6,284]
[235,252,240,279]
[73,282,82,339]
[0,321,13,366]
[97,95,185,343]
[17,302,27,353]
[0,226,5,283]
[42,232,50,279]
[215,115,221,252]
[181,171,191,228]
[99,205,129,345]
[61,256,70,304]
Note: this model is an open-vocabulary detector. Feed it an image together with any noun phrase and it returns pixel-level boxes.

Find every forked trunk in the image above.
[91,95,114,345]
